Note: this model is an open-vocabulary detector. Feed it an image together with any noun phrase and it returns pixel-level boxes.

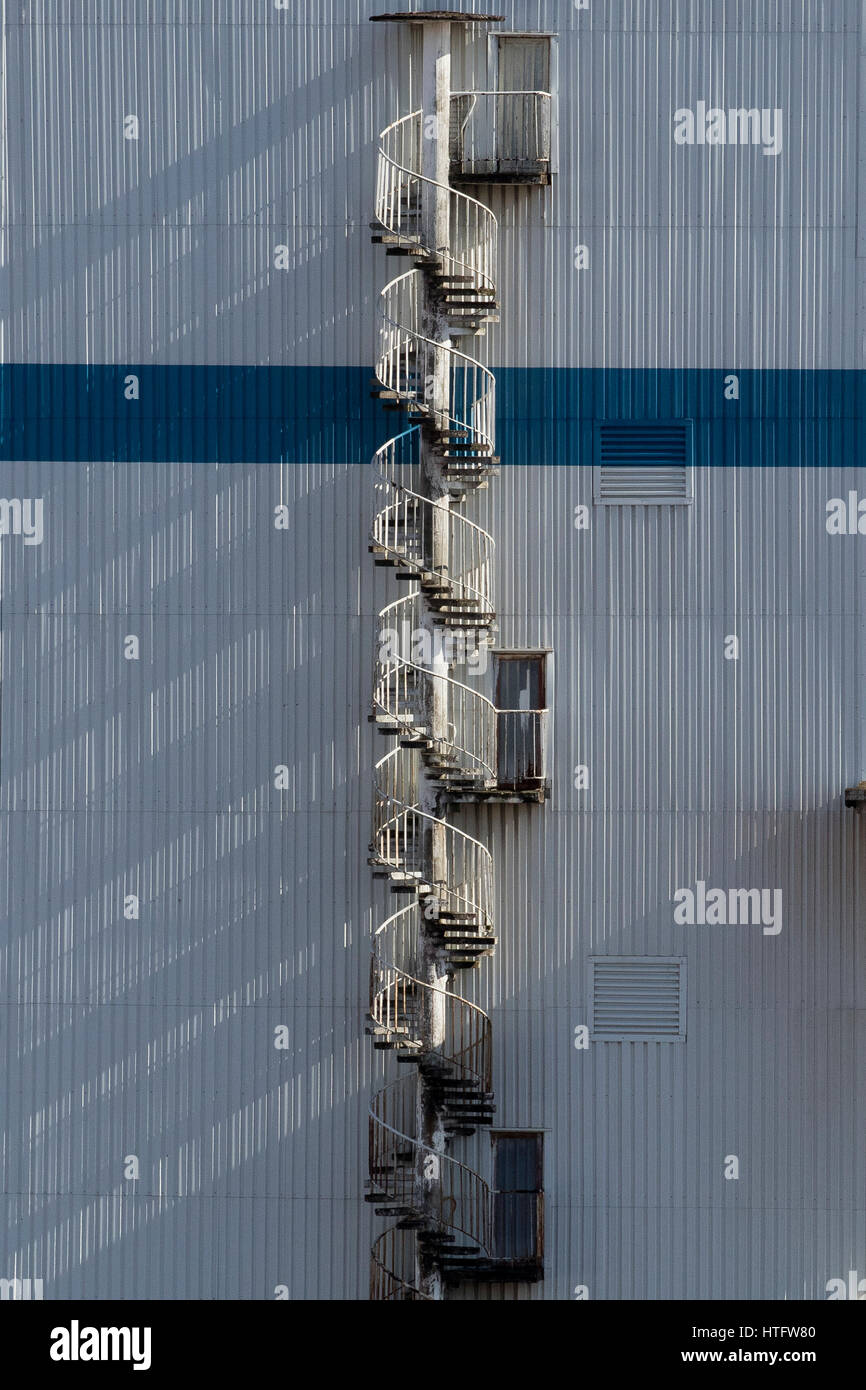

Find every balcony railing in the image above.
[492,1190,544,1270]
[495,708,548,791]
[450,91,552,183]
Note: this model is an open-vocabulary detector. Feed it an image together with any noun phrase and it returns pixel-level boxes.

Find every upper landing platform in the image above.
[371,11,504,22]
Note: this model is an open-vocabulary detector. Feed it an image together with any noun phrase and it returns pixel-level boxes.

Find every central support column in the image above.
[415,16,453,1304]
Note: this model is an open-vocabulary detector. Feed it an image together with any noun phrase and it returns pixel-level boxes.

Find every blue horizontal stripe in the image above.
[0,366,863,464]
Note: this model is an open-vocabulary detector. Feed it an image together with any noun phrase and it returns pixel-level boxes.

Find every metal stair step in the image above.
[440,285,496,297]
[417,1232,458,1248]
[440,1094,495,1106]
[437,1082,494,1096]
[425,595,486,608]
[370,233,422,248]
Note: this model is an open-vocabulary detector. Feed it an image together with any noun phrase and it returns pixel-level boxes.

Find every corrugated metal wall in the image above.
[451,461,866,1299]
[1,0,863,1300]
[480,0,863,369]
[0,457,379,1298]
[4,1,861,368]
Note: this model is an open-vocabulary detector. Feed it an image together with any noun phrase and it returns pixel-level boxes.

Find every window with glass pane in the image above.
[494,654,546,789]
[492,1133,543,1263]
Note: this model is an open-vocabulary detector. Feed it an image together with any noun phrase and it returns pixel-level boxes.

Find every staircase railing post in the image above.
[413,17,456,1304]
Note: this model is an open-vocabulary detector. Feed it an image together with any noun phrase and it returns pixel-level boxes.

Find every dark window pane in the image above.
[495,657,545,788]
[494,1135,539,1191]
[493,1193,538,1261]
[495,657,543,710]
[492,1135,543,1263]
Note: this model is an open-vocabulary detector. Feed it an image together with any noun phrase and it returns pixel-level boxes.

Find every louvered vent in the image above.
[594,422,693,503]
[590,957,686,1041]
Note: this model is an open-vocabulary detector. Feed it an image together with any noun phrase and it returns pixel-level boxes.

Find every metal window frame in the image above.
[492,650,550,791]
[589,955,687,1042]
[593,419,695,505]
[489,1130,545,1267]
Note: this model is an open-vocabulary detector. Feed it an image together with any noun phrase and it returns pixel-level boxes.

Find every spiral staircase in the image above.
[366,99,504,1299]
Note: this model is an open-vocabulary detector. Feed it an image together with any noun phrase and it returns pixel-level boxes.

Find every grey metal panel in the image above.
[488,2,862,368]
[0,461,375,1299]
[3,1,862,368]
[447,461,866,1299]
